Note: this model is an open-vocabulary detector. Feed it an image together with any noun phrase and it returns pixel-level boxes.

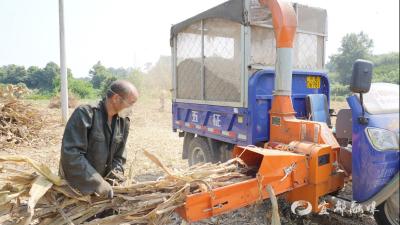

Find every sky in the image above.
[0,0,398,78]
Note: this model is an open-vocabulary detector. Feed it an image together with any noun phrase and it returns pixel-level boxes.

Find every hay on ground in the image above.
[0,150,251,225]
[0,85,44,148]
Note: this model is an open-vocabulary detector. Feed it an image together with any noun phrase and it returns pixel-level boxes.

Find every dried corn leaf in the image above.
[0,152,252,225]
[0,155,63,186]
[19,175,53,225]
[0,190,25,205]
[143,150,174,177]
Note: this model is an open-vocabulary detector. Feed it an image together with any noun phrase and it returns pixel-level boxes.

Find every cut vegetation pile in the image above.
[0,85,44,148]
[0,151,251,225]
[48,94,78,109]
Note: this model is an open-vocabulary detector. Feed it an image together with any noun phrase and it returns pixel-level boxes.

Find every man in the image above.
[60,80,138,199]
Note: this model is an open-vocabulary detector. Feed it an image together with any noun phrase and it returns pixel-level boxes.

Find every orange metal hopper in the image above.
[176,145,309,222]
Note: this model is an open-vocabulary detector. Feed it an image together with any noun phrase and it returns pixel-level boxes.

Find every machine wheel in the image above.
[374,191,399,225]
[188,137,213,166]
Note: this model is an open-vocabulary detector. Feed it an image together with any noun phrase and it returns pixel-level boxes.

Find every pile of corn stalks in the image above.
[0,151,251,225]
[48,94,78,109]
[0,85,43,148]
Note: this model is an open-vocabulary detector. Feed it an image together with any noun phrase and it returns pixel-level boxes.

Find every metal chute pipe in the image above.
[259,0,297,96]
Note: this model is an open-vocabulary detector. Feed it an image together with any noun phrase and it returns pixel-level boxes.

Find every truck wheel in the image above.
[182,132,194,159]
[374,191,399,225]
[218,143,233,163]
[188,137,213,166]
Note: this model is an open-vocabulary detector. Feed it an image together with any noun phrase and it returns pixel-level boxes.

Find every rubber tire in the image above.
[374,200,399,225]
[182,132,194,159]
[188,137,213,166]
[218,143,234,163]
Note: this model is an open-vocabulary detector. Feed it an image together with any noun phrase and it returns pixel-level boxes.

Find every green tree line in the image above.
[0,61,143,99]
[327,32,399,100]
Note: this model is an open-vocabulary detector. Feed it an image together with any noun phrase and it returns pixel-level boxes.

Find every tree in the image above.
[25,66,42,89]
[69,78,97,98]
[371,52,399,84]
[99,76,118,98]
[0,64,27,84]
[0,67,5,81]
[108,67,130,77]
[328,32,374,84]
[35,62,60,92]
[53,68,73,93]
[89,61,111,89]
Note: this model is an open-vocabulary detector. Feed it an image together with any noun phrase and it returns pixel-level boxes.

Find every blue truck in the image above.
[170,0,330,165]
[170,1,399,224]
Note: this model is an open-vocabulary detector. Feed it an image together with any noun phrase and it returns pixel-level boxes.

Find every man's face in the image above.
[112,92,137,113]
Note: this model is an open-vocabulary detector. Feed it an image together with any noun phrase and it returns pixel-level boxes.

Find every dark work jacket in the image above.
[60,99,130,195]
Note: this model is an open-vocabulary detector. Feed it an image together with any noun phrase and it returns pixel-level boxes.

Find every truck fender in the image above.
[328,173,399,208]
[361,173,399,207]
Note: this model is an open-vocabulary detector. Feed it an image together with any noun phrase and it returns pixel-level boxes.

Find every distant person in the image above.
[59,80,138,199]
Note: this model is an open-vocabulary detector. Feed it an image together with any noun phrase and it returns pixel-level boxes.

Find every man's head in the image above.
[106,80,139,116]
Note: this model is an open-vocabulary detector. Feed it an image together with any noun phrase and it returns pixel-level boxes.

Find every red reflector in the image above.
[228,131,236,138]
[212,129,221,134]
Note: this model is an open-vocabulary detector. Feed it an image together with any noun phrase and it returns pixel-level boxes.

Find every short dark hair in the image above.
[106,80,132,99]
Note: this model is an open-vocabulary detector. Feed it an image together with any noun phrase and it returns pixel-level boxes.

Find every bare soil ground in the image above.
[0,98,377,225]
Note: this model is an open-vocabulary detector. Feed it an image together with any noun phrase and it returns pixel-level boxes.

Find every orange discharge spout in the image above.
[259,0,297,48]
[259,0,297,114]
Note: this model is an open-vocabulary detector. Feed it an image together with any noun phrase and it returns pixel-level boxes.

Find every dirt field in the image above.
[0,97,377,225]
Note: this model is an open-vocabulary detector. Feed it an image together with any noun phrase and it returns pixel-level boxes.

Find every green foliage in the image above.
[53,71,97,99]
[0,62,61,93]
[328,32,373,84]
[329,51,399,86]
[371,52,399,84]
[97,68,143,98]
[89,61,111,89]
[330,82,350,97]
[99,76,117,98]
[0,64,28,84]
[90,61,144,97]
[1,61,146,100]
[25,90,54,100]
[39,62,60,91]
[1,62,99,100]
[332,96,346,102]
[69,78,97,99]
[328,33,398,99]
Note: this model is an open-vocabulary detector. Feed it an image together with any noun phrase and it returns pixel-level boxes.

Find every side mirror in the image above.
[350,59,373,93]
[350,59,373,125]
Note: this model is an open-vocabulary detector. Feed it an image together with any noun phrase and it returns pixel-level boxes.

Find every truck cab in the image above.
[338,60,399,225]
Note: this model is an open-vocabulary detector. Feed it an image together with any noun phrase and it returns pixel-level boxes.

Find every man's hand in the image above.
[95,179,114,199]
